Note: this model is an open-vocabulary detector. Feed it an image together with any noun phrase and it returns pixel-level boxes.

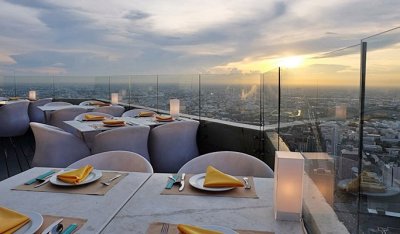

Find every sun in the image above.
[277,56,304,68]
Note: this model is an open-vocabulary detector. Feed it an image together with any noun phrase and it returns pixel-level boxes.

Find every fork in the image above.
[161,223,169,234]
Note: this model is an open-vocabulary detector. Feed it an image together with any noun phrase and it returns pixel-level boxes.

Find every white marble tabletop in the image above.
[101,173,303,234]
[38,105,95,111]
[0,167,151,234]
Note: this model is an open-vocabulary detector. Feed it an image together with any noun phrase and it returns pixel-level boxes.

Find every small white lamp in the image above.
[274,151,304,221]
[335,104,347,120]
[111,93,119,105]
[28,90,37,101]
[170,98,180,119]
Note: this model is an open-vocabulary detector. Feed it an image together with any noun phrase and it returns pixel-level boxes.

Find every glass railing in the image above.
[279,45,361,233]
[277,26,400,233]
[359,27,400,233]
[1,73,268,126]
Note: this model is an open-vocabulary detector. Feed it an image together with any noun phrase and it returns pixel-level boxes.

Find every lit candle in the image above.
[274,151,304,221]
[170,98,180,119]
[28,90,37,100]
[111,93,119,105]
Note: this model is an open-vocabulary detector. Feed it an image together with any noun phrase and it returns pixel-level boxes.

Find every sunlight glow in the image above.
[278,56,304,68]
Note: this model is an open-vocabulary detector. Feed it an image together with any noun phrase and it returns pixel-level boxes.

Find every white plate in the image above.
[50,169,102,186]
[338,178,400,197]
[200,225,238,234]
[189,173,235,192]
[14,210,43,234]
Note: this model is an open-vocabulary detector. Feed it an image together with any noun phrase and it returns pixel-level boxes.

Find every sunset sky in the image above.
[0,0,399,80]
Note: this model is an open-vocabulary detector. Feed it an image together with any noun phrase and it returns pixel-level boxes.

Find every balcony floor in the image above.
[0,132,34,181]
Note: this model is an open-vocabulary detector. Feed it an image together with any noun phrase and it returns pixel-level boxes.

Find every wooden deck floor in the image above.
[0,131,35,181]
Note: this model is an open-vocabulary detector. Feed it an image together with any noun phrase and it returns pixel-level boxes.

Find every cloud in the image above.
[0,0,399,75]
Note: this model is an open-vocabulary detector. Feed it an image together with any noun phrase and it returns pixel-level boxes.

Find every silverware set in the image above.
[101,174,122,186]
[243,177,251,189]
[160,223,169,234]
[167,173,185,192]
[41,218,63,234]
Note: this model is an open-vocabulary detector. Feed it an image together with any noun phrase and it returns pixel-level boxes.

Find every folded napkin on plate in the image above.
[177,224,222,234]
[155,115,173,121]
[57,165,94,184]
[138,111,154,117]
[8,97,19,101]
[84,114,105,121]
[0,207,30,234]
[102,119,125,125]
[203,166,244,188]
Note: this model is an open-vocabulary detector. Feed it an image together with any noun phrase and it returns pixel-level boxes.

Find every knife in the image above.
[34,177,51,188]
[25,170,57,185]
[179,173,186,192]
[41,218,63,234]
[61,224,78,234]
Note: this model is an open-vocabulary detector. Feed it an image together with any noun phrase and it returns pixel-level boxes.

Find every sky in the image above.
[0,0,399,78]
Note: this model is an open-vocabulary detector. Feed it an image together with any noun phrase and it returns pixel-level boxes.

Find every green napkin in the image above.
[24,170,57,185]
[165,174,179,189]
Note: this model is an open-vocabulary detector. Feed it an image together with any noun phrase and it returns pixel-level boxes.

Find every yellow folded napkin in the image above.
[139,111,154,117]
[155,115,173,121]
[203,166,244,188]
[8,97,19,101]
[84,114,105,121]
[102,119,125,125]
[89,101,109,106]
[57,165,94,184]
[177,224,223,234]
[0,207,30,234]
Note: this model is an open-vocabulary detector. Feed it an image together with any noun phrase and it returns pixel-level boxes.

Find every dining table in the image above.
[37,105,96,112]
[0,168,304,234]
[0,167,151,233]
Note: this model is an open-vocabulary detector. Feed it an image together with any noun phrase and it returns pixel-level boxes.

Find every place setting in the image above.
[0,206,86,234]
[13,165,127,196]
[161,166,258,198]
[146,222,274,234]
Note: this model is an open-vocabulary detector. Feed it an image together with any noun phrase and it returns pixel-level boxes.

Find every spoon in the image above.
[243,177,251,189]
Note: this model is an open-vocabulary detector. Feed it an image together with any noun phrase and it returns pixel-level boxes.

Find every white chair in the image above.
[149,120,199,173]
[92,126,151,161]
[30,123,90,167]
[0,100,30,137]
[48,107,87,132]
[28,98,53,123]
[178,151,274,178]
[122,109,156,117]
[67,151,153,173]
[93,105,125,117]
[74,112,113,121]
[43,101,73,122]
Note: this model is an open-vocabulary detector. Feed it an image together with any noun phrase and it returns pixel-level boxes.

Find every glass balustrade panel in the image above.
[360,27,400,233]
[280,45,361,233]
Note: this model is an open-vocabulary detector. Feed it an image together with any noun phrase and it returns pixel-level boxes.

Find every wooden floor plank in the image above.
[0,134,34,181]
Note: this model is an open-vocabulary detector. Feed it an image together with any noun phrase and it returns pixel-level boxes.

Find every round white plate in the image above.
[201,225,238,234]
[50,169,102,186]
[189,173,235,192]
[338,178,400,197]
[14,210,43,234]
